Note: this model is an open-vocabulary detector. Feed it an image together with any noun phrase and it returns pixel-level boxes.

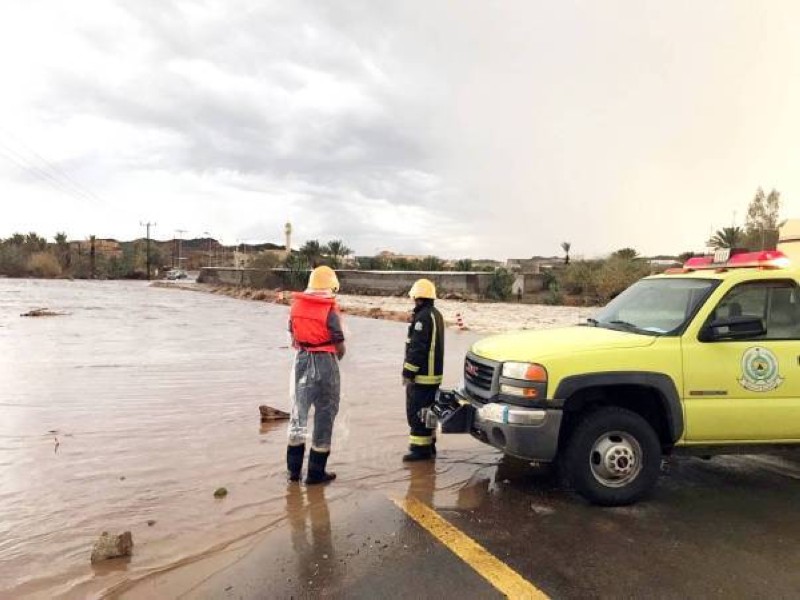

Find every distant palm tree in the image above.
[25,232,47,252]
[709,227,744,249]
[299,240,323,267]
[561,242,572,265]
[325,240,353,268]
[420,255,445,271]
[54,232,70,269]
[455,258,473,271]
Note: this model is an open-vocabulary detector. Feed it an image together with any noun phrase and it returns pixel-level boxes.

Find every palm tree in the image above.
[709,227,744,249]
[455,258,473,271]
[299,240,323,267]
[325,240,353,269]
[420,255,445,271]
[54,232,70,269]
[561,242,572,265]
[25,232,47,253]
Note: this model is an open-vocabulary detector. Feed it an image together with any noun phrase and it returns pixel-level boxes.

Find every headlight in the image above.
[501,362,548,382]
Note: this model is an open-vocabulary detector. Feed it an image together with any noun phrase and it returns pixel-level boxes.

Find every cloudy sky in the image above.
[1,1,800,259]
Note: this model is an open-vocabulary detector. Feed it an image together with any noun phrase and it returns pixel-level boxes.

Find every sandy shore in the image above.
[153,282,593,334]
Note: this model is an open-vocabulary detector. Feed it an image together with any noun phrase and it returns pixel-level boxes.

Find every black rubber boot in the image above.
[305,449,336,485]
[286,444,305,482]
[402,445,434,462]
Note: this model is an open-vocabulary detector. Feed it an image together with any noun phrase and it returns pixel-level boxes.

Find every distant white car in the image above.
[166,269,188,280]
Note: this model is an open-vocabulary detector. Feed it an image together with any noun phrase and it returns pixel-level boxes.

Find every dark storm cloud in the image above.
[41,0,441,212]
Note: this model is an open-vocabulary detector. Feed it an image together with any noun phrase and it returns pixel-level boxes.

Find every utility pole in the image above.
[175,229,187,270]
[140,221,156,280]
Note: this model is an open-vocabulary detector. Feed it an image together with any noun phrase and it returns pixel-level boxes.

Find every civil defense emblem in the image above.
[739,347,783,392]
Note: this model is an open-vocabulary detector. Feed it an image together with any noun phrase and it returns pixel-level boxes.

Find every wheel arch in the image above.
[554,372,683,448]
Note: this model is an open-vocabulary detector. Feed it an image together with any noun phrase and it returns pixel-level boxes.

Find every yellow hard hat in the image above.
[409,278,436,300]
[308,265,340,293]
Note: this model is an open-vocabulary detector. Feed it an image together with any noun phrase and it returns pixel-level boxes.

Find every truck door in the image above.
[682,279,800,442]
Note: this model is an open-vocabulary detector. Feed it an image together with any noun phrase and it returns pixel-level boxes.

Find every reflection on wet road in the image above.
[3,280,800,598]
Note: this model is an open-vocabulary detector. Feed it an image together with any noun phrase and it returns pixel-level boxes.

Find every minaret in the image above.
[284,222,292,258]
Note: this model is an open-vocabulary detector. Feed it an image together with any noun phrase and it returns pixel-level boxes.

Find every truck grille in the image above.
[464,355,496,392]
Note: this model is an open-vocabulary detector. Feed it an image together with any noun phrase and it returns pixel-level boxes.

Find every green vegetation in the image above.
[708,226,744,249]
[0,233,163,279]
[485,268,515,301]
[561,241,571,265]
[744,188,782,250]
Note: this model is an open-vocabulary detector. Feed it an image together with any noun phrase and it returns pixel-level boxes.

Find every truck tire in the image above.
[562,406,661,506]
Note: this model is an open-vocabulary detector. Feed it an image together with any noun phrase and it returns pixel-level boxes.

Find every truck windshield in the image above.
[590,278,719,336]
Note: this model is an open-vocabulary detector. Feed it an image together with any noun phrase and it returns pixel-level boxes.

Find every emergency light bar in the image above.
[682,250,790,271]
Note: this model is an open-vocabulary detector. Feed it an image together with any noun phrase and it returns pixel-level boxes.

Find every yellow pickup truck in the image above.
[449,228,800,506]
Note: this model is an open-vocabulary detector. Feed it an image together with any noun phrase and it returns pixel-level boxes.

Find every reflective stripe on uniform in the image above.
[428,313,437,377]
[415,374,443,385]
[409,435,433,446]
[403,362,420,372]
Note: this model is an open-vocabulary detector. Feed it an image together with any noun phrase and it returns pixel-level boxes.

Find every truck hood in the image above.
[470,326,657,363]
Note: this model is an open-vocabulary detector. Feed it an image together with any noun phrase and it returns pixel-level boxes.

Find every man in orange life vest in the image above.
[402,278,445,461]
[286,266,346,484]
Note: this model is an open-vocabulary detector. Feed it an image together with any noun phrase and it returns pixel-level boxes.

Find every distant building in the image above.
[69,239,122,259]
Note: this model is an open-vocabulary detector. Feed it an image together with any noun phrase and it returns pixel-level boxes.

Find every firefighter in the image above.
[286,265,346,485]
[401,278,445,461]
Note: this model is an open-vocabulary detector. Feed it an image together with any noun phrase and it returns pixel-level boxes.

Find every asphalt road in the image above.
[126,451,800,599]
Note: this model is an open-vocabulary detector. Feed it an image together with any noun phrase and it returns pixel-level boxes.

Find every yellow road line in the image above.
[392,496,549,599]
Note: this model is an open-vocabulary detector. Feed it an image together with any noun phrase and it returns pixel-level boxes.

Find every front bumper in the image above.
[455,389,563,462]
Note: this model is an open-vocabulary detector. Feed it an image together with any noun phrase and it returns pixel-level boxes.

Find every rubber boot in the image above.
[305,449,336,485]
[402,445,434,462]
[286,444,305,482]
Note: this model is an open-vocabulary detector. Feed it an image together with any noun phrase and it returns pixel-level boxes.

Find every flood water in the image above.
[0,280,493,598]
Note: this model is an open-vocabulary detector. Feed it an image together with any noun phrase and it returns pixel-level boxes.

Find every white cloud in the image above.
[2,0,800,259]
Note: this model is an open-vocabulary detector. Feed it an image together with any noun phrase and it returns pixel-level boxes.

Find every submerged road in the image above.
[5,281,799,598]
[126,451,800,599]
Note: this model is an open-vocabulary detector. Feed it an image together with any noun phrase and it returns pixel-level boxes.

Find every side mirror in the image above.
[700,315,766,342]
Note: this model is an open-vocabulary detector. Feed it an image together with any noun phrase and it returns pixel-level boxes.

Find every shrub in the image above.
[485,268,515,301]
[27,252,62,278]
[561,260,601,296]
[596,257,650,301]
[281,255,310,291]
[542,282,564,305]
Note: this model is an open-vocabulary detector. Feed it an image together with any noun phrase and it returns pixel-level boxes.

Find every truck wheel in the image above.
[563,407,661,506]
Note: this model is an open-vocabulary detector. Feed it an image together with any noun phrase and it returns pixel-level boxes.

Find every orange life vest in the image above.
[290,293,339,353]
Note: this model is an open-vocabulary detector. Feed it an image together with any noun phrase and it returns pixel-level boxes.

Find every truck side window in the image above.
[710,280,800,340]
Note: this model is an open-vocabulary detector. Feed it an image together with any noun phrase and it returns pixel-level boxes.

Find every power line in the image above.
[0,144,98,204]
[0,127,103,204]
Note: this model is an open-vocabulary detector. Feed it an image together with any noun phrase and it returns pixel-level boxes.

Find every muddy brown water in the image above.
[0,280,497,598]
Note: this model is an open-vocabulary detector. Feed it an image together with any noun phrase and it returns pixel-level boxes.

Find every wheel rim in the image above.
[589,430,643,488]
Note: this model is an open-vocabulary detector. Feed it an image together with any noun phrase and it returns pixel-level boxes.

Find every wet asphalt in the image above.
[141,451,800,599]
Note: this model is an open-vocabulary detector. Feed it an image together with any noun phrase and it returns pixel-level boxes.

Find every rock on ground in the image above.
[90,531,134,563]
[259,405,290,421]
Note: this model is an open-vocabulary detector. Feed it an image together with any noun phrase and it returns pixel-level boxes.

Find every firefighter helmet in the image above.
[409,278,436,300]
[308,266,340,293]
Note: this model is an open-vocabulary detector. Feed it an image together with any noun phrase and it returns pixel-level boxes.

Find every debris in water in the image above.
[214,487,228,499]
[20,308,67,317]
[54,437,59,453]
[259,405,290,422]
[147,520,156,527]
[90,531,134,563]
